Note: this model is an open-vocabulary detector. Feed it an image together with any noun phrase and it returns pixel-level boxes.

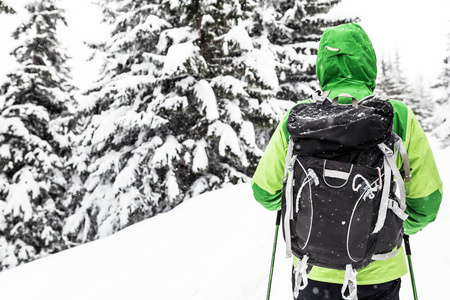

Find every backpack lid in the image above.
[287,98,394,156]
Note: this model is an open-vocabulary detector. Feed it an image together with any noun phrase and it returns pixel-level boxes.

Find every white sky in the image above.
[0,0,449,88]
[329,0,450,85]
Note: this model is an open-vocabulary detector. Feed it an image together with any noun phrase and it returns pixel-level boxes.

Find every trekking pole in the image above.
[266,210,282,300]
[403,235,419,300]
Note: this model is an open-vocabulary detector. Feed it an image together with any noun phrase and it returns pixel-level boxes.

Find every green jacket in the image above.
[251,23,443,285]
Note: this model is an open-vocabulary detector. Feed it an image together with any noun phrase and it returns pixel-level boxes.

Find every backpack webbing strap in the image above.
[394,134,411,183]
[284,139,295,258]
[388,199,409,220]
[293,255,310,298]
[372,151,392,234]
[341,265,358,300]
[373,142,408,233]
[284,167,294,258]
[386,146,407,210]
[283,138,294,182]
[372,248,400,261]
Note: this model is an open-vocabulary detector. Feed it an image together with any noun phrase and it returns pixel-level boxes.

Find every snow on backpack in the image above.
[281,92,411,300]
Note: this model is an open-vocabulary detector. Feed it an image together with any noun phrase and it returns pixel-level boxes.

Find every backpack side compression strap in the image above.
[372,141,409,234]
[283,138,294,258]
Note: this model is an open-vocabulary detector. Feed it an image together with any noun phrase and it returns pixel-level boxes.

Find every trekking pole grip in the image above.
[403,234,412,256]
[275,209,281,226]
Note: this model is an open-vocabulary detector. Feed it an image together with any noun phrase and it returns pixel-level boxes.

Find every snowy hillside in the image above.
[0,138,447,300]
[0,182,292,299]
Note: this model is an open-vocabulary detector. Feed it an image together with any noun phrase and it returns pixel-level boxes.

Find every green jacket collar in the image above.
[326,80,373,104]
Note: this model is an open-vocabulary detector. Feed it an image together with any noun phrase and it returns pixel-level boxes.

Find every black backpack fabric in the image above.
[281,93,410,300]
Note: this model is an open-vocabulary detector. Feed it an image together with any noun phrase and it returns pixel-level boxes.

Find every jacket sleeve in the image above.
[400,105,443,235]
[251,112,290,211]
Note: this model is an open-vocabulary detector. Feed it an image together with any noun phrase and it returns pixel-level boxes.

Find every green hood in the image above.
[316,23,377,102]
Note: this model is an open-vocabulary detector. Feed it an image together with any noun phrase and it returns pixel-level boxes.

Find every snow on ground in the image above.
[0,182,291,299]
[0,138,447,299]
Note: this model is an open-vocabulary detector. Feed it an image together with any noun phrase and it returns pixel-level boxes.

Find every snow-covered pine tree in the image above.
[408,75,434,132]
[0,0,74,270]
[431,32,450,147]
[377,54,435,131]
[252,0,352,103]
[0,0,15,14]
[375,58,397,98]
[63,0,286,244]
[375,54,410,101]
[375,55,436,129]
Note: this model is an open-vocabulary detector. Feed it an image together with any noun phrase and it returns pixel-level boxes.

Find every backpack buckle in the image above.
[378,143,393,156]
[311,90,331,104]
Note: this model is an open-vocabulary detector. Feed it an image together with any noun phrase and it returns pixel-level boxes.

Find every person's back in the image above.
[251,23,443,299]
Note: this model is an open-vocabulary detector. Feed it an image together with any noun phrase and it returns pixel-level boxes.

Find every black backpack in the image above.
[281,92,410,300]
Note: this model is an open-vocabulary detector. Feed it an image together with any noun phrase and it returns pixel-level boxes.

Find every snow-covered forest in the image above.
[0,0,449,273]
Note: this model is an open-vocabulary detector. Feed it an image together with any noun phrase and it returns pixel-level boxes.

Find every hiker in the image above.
[252,23,443,299]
